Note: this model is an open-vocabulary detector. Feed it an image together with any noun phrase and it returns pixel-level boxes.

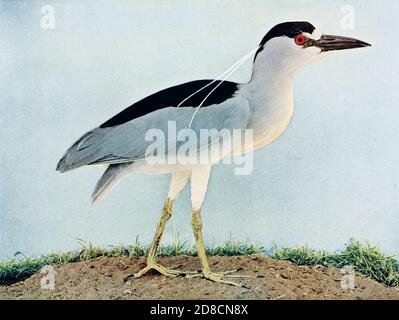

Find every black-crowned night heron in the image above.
[57,21,370,287]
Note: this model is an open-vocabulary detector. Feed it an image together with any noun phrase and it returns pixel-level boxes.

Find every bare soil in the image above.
[1,255,398,300]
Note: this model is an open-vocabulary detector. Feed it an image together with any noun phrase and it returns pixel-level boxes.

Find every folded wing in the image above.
[56,80,249,172]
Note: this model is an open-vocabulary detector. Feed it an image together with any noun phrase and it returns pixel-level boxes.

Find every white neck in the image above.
[239,52,295,150]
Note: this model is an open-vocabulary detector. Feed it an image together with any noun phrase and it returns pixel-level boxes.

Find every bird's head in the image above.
[253,21,371,76]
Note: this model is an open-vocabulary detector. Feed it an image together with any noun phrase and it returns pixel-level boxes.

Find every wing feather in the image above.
[56,83,249,172]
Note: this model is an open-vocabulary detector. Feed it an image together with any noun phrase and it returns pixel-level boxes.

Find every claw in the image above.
[205,272,242,287]
[124,262,199,282]
[186,269,252,287]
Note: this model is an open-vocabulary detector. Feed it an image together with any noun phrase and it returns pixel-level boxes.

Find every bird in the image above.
[56,21,370,287]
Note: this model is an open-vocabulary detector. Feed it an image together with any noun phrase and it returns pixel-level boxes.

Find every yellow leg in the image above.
[186,210,251,287]
[126,198,196,281]
[146,198,173,263]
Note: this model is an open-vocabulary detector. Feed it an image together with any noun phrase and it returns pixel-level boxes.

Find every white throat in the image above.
[239,45,296,150]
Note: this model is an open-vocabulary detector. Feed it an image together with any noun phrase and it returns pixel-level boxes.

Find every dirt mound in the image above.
[1,255,398,300]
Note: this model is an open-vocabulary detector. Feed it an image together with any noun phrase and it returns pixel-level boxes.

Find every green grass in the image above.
[1,238,398,287]
[274,239,399,287]
[0,237,263,285]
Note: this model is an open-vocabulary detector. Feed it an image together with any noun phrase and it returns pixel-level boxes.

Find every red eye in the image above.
[295,35,306,46]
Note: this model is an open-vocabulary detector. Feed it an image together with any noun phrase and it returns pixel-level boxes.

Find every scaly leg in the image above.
[125,172,196,281]
[131,198,187,278]
[186,210,251,287]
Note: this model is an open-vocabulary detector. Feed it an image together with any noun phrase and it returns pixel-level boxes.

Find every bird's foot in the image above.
[186,269,252,287]
[124,261,198,282]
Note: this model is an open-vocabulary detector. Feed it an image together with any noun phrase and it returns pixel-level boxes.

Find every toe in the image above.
[205,273,242,287]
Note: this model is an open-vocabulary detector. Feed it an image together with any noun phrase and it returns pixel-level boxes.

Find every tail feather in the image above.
[56,130,107,173]
[91,163,131,204]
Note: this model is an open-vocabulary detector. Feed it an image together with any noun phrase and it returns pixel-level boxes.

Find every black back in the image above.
[100,80,239,128]
[254,21,315,60]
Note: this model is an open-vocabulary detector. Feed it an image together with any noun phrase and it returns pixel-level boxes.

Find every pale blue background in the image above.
[1,0,398,259]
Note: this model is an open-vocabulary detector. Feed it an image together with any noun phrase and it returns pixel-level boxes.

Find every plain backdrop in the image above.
[1,0,398,259]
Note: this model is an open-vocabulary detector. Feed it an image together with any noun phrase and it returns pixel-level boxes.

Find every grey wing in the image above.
[56,96,250,172]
